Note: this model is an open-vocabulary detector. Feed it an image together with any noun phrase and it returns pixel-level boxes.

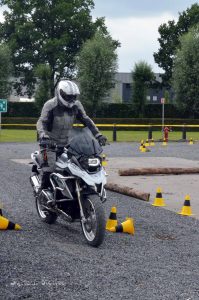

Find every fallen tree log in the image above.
[119,167,199,176]
[106,182,150,201]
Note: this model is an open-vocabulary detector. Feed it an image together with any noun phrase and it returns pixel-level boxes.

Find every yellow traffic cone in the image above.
[145,139,150,147]
[101,154,107,167]
[109,217,135,235]
[0,215,21,230]
[106,207,118,231]
[0,204,3,216]
[141,144,147,152]
[189,138,194,145]
[178,195,193,216]
[162,138,167,146]
[139,140,144,150]
[150,138,155,146]
[152,187,166,207]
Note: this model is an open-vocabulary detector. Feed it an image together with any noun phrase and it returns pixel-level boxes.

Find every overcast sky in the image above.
[0,1,198,73]
[92,0,198,73]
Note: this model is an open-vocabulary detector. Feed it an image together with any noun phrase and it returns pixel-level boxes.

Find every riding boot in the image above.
[41,172,51,189]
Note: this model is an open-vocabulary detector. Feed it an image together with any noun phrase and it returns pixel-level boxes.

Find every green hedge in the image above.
[2,101,198,123]
[3,102,40,117]
[93,103,185,119]
[3,102,184,118]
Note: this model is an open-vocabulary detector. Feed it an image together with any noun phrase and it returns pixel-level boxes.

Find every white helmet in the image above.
[57,80,80,108]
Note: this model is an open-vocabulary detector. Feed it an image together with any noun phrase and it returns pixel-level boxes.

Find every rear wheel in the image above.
[81,194,106,247]
[36,192,57,224]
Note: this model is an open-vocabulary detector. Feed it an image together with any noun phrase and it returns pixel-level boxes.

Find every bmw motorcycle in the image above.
[30,131,107,247]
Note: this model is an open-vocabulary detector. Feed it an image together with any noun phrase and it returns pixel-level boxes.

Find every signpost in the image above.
[161,98,165,138]
[0,99,7,131]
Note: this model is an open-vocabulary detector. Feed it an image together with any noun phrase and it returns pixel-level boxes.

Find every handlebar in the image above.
[39,139,59,151]
[39,137,110,151]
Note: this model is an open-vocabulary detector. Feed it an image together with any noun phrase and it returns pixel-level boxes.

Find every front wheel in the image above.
[36,192,58,224]
[81,194,106,247]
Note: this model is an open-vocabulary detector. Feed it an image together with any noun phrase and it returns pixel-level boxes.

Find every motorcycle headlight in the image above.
[88,158,100,167]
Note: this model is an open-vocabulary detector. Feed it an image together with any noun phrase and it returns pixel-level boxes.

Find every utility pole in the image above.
[161,98,165,138]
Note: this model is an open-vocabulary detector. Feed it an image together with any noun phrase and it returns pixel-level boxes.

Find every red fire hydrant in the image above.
[163,126,170,142]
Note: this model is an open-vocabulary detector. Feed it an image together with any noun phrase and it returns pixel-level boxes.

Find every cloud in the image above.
[105,13,177,73]
[93,0,196,18]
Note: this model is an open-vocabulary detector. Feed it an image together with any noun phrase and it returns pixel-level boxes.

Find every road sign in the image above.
[161,98,165,104]
[0,99,7,112]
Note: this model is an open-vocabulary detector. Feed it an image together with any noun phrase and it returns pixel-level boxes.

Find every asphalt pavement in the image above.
[0,142,199,300]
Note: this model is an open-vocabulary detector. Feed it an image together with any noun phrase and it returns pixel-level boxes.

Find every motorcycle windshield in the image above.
[68,131,103,157]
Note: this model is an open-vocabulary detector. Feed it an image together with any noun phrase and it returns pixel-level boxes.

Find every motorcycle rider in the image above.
[36,79,107,191]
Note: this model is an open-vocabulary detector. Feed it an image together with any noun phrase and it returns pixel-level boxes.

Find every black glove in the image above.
[39,134,52,148]
[97,134,107,146]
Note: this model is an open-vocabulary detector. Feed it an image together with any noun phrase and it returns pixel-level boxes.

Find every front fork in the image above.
[75,181,87,223]
[76,181,106,223]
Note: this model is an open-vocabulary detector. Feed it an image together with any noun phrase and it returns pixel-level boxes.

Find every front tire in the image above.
[81,194,106,247]
[36,192,57,224]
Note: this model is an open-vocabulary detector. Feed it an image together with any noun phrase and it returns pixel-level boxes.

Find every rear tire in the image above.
[36,192,57,224]
[81,194,106,247]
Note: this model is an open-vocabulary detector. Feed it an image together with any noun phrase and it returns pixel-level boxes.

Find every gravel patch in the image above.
[0,142,199,300]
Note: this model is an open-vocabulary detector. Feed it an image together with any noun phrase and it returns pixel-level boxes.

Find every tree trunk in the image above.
[119,167,199,176]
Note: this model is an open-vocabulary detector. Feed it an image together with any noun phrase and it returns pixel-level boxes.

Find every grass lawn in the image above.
[0,129,37,142]
[102,130,199,142]
[0,129,199,143]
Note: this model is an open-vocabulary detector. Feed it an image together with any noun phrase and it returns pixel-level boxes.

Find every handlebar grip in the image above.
[39,139,56,149]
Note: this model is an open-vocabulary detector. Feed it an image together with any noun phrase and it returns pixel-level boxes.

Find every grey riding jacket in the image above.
[36,97,100,147]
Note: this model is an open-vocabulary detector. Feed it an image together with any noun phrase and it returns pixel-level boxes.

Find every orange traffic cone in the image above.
[178,195,193,216]
[106,207,118,231]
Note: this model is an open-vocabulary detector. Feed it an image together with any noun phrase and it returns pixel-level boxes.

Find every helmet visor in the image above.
[60,89,77,103]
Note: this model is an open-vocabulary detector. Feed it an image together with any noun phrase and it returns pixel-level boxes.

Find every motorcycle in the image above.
[30,131,107,247]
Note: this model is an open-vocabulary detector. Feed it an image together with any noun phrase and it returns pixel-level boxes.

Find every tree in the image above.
[172,25,199,117]
[154,3,199,86]
[34,64,52,110]
[0,0,106,97]
[0,44,12,98]
[77,30,118,116]
[163,90,170,104]
[132,61,154,117]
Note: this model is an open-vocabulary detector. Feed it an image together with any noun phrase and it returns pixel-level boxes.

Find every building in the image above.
[8,73,174,104]
[107,72,174,104]
[8,77,35,102]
